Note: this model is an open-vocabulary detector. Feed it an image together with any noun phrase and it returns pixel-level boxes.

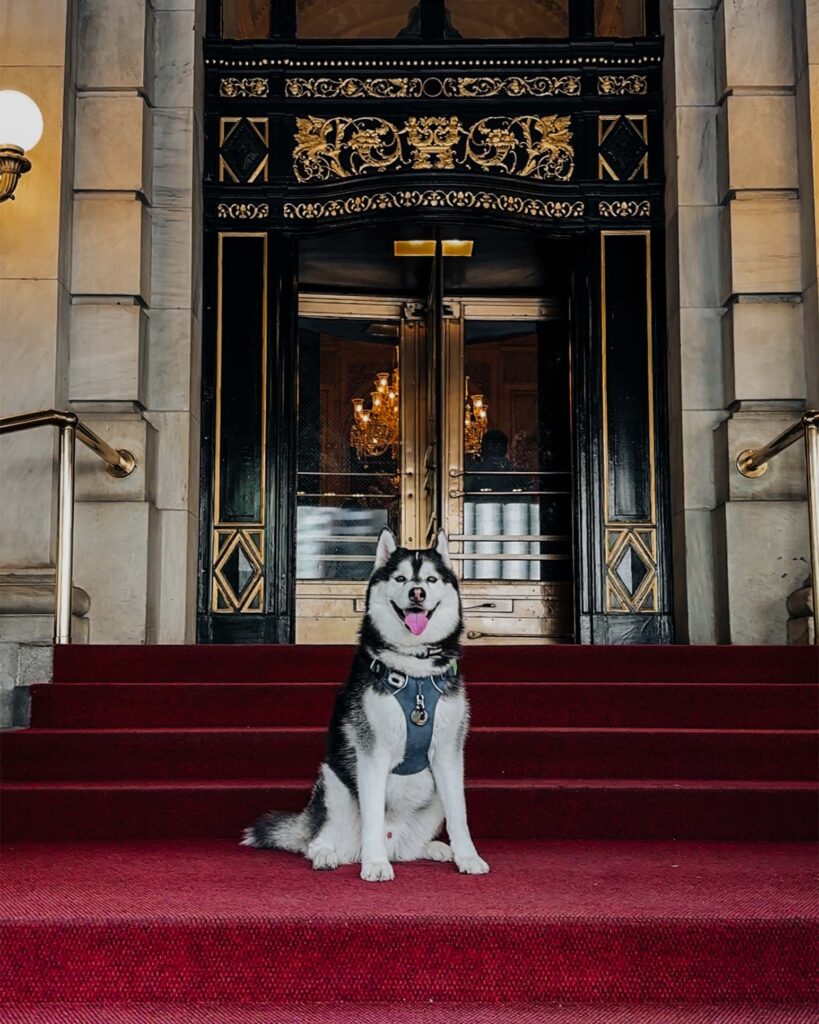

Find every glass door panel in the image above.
[296,317,400,584]
[442,301,574,643]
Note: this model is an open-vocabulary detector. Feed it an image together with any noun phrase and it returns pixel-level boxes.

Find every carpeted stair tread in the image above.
[3,777,814,841]
[28,680,818,730]
[2,1005,817,1024]
[52,643,819,684]
[3,725,815,782]
[1,841,815,1003]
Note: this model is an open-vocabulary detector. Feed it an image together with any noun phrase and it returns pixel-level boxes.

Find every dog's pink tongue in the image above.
[404,610,429,636]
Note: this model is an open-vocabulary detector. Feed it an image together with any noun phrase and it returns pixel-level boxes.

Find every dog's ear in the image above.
[374,527,398,570]
[434,529,452,569]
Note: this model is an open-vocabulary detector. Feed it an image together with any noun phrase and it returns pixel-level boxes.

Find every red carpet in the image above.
[1,840,816,1004]
[0,644,816,1017]
[1,1006,817,1024]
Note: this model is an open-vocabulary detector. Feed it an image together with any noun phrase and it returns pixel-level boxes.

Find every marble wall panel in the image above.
[77,0,149,90]
[145,309,198,412]
[722,301,806,404]
[720,194,802,300]
[73,501,150,642]
[151,9,197,109]
[144,410,199,513]
[152,107,194,210]
[146,507,198,644]
[675,106,718,206]
[71,195,150,299]
[715,0,795,95]
[671,6,716,106]
[150,209,193,310]
[683,409,728,508]
[678,205,722,308]
[717,95,799,199]
[74,94,151,196]
[69,303,148,404]
[672,508,719,644]
[679,307,725,410]
[715,500,810,643]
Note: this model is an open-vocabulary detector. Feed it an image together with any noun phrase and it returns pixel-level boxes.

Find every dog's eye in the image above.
[426,576,438,584]
[395,575,406,583]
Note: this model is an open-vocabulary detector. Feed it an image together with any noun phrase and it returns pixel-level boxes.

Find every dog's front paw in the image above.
[361,860,395,882]
[311,847,339,871]
[456,853,490,875]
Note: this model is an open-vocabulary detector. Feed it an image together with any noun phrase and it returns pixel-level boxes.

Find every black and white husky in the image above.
[242,528,489,883]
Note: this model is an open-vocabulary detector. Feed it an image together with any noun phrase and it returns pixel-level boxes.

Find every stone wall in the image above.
[0,0,204,646]
[663,0,817,643]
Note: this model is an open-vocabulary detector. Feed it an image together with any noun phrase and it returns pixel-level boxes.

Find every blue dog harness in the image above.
[371,661,457,776]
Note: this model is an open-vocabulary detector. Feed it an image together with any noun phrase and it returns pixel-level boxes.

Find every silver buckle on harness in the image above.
[387,670,407,691]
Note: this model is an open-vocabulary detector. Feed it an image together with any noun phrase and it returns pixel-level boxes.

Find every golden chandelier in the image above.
[350,369,489,460]
[464,381,489,456]
[351,368,400,460]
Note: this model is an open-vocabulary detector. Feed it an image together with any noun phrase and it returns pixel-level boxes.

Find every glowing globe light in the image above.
[0,91,44,152]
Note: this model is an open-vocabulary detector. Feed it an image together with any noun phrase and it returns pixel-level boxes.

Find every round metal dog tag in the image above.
[410,708,428,727]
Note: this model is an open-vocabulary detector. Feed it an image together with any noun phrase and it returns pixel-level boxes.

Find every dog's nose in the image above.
[409,586,426,605]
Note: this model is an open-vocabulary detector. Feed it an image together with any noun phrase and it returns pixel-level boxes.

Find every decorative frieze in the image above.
[599,199,650,217]
[219,77,269,98]
[283,189,585,221]
[216,202,269,220]
[285,75,580,99]
[598,75,648,96]
[293,114,574,184]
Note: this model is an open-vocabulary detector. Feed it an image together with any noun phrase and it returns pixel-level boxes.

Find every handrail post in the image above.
[54,423,76,645]
[804,414,819,645]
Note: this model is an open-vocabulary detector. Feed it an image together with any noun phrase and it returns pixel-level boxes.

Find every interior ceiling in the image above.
[298,224,571,297]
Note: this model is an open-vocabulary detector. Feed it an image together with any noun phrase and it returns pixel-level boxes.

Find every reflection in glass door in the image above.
[442,301,573,642]
[295,296,414,641]
[295,294,573,643]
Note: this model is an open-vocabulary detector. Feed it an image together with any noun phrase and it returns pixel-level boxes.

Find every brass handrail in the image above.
[736,410,819,645]
[0,409,136,644]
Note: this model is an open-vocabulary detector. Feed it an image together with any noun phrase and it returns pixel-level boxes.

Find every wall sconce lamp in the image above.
[0,91,44,203]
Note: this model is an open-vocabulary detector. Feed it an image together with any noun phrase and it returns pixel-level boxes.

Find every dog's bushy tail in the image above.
[241,774,326,852]
[240,809,309,852]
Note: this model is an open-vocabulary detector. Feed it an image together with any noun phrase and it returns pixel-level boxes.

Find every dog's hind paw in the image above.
[424,840,454,862]
[311,847,339,870]
[456,853,490,875]
[361,860,395,882]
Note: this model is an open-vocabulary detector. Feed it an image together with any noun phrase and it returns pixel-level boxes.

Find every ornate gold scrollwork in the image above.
[220,77,269,98]
[464,115,574,181]
[404,116,461,169]
[285,75,580,99]
[293,115,403,182]
[287,77,412,98]
[599,199,650,218]
[283,189,585,221]
[598,75,648,96]
[293,114,575,184]
[216,202,270,220]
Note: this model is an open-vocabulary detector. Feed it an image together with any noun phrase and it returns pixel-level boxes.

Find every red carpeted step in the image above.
[26,680,819,730]
[1,840,815,1004]
[52,643,819,684]
[2,1004,817,1023]
[1,778,815,841]
[3,726,815,783]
